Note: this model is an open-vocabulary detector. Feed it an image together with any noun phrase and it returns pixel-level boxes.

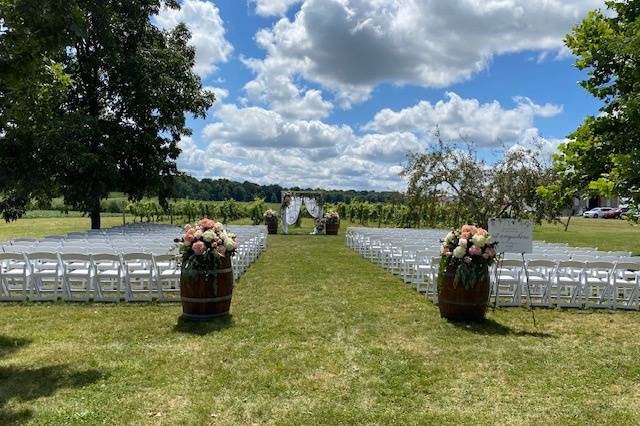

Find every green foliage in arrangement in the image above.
[551,1,640,213]
[0,0,215,229]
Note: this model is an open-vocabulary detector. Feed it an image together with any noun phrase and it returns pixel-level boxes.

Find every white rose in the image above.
[459,238,468,247]
[445,231,455,243]
[224,239,235,250]
[472,235,486,247]
[453,246,466,258]
[202,230,215,243]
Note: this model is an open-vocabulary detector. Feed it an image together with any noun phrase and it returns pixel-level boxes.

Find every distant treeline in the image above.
[173,175,405,204]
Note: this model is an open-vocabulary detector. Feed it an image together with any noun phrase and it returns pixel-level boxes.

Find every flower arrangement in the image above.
[313,217,325,233]
[324,211,340,224]
[439,224,497,290]
[176,217,239,276]
[263,208,278,224]
[281,192,292,210]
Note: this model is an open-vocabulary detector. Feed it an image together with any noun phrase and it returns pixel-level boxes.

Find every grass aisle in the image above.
[1,228,640,424]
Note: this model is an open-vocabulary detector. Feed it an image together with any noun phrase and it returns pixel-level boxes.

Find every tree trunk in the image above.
[90,208,101,229]
[563,210,574,232]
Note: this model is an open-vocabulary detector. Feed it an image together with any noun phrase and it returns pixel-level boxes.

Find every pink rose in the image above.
[214,222,224,232]
[183,229,196,245]
[198,218,216,230]
[461,224,477,234]
[469,245,482,256]
[192,241,207,255]
[476,228,488,236]
[184,224,192,232]
[445,251,452,257]
[464,256,472,264]
[460,232,471,240]
[194,230,203,239]
[216,245,226,256]
[486,247,496,258]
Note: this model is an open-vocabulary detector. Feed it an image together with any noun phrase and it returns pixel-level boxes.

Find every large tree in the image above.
[553,1,640,206]
[0,0,215,228]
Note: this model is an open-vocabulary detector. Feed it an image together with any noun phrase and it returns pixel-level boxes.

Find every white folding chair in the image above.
[494,259,524,307]
[555,261,586,308]
[92,254,123,302]
[0,253,29,301]
[583,261,615,309]
[25,252,62,302]
[522,260,556,308]
[153,254,181,302]
[60,253,93,302]
[122,253,154,302]
[611,263,640,310]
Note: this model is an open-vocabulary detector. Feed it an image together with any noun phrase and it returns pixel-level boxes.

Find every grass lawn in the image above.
[534,217,640,255]
[1,219,640,424]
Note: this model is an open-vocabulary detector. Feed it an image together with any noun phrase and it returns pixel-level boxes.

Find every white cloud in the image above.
[155,0,233,78]
[178,90,565,190]
[364,92,563,147]
[203,104,351,149]
[245,0,603,105]
[251,0,302,16]
[242,56,333,119]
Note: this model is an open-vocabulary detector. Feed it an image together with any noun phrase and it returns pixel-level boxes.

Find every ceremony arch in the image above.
[280,191,324,234]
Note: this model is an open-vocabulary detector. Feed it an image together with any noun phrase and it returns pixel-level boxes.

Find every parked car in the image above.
[603,205,630,219]
[582,207,613,218]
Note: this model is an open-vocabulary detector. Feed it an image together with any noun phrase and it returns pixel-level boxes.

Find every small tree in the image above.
[403,139,557,229]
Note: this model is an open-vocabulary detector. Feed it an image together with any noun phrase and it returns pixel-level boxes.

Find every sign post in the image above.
[488,219,536,326]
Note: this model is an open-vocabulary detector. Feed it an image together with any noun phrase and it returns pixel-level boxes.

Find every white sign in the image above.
[488,218,533,254]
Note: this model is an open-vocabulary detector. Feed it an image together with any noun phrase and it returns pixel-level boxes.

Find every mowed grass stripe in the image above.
[0,224,640,424]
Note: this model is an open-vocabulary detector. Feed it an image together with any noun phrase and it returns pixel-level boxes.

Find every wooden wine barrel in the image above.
[267,222,278,234]
[180,256,234,321]
[438,264,490,321]
[325,222,339,235]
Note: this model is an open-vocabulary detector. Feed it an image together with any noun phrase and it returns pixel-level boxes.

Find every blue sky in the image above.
[154,0,605,191]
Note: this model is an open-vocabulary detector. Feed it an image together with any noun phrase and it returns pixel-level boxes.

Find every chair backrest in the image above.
[526,259,556,268]
[122,253,154,261]
[499,259,524,268]
[0,253,26,262]
[613,263,640,273]
[60,253,92,262]
[584,261,615,270]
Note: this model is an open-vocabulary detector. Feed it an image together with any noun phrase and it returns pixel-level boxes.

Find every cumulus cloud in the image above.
[245,0,602,105]
[203,104,352,150]
[155,0,233,78]
[178,89,565,190]
[364,92,563,147]
[251,0,302,16]
[242,56,333,120]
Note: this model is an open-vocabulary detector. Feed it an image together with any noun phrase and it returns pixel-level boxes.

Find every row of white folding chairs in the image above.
[346,228,640,310]
[230,231,267,280]
[0,244,263,304]
[0,252,183,302]
[489,259,640,310]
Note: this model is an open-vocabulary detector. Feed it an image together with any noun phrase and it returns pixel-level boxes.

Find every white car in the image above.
[582,207,613,218]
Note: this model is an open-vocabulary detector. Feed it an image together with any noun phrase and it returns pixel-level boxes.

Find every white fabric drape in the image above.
[303,197,323,219]
[282,196,303,234]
